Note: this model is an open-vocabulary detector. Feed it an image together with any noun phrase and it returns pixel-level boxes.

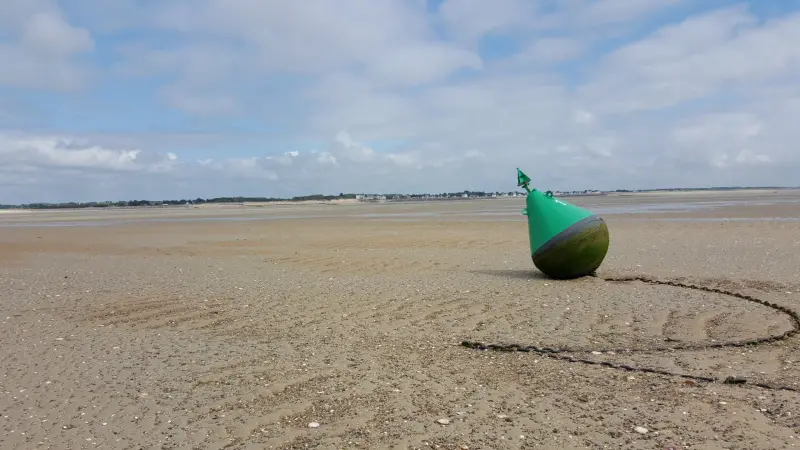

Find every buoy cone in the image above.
[517,168,609,279]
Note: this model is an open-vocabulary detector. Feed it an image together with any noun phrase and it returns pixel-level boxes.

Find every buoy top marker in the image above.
[516,168,532,193]
[517,167,593,254]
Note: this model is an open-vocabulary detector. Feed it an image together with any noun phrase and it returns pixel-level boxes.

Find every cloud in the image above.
[0,0,94,91]
[510,37,586,66]
[581,5,800,112]
[0,133,173,172]
[0,0,799,204]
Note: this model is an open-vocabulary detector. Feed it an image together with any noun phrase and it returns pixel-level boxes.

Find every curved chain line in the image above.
[461,275,800,392]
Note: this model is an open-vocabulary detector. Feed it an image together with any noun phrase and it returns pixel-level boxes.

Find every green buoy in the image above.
[517,168,609,279]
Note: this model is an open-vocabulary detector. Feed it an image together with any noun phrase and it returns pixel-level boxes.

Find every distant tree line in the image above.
[5,185,792,210]
[0,191,517,210]
[0,193,365,210]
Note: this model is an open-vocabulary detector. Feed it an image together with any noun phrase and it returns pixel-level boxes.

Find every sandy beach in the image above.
[2,191,800,449]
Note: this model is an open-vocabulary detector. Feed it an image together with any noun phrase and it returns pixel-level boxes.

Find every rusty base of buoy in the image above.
[532,215,609,279]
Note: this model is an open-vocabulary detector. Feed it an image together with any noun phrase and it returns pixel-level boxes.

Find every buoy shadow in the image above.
[470,269,550,280]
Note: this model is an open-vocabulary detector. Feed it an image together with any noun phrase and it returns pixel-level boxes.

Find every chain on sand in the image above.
[460,275,800,393]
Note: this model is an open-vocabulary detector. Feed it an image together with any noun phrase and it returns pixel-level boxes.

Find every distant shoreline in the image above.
[2,187,798,211]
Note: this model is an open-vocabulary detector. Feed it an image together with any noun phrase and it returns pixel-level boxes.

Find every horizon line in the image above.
[2,185,798,209]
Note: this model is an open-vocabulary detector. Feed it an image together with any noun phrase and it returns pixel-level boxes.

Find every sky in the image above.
[1,0,799,204]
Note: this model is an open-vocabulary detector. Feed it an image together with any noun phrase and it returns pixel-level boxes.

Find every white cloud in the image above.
[438,0,538,43]
[365,43,483,87]
[576,0,686,26]
[581,5,800,112]
[510,37,586,66]
[0,1,799,203]
[0,134,165,172]
[0,0,94,91]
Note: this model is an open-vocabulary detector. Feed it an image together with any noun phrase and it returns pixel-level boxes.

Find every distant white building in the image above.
[355,194,387,201]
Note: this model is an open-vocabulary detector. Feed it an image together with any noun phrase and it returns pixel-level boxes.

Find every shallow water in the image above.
[1,195,798,228]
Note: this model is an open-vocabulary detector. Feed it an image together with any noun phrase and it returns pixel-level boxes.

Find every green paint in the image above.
[517,168,610,279]
[522,188,593,254]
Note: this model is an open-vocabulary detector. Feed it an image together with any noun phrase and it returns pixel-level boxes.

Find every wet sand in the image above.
[2,191,800,449]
